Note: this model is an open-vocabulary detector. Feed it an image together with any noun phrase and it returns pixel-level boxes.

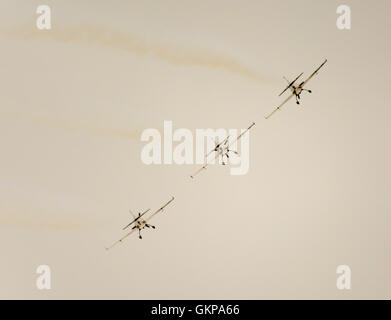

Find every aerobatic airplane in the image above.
[265,59,327,119]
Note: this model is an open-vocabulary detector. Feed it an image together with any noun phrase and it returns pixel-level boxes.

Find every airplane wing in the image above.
[227,122,255,148]
[264,92,295,119]
[105,228,137,250]
[145,196,175,223]
[204,144,216,159]
[301,59,327,87]
[190,164,208,179]
[123,208,150,230]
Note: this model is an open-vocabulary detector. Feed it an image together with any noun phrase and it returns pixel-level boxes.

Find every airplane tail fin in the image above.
[279,72,303,96]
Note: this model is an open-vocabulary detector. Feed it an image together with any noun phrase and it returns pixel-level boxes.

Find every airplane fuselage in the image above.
[291,83,304,95]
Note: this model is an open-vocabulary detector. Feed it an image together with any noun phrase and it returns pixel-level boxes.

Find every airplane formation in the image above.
[106,59,327,250]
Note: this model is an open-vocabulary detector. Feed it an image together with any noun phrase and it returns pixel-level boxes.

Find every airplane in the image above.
[105,196,175,250]
[265,59,327,119]
[204,135,234,166]
[190,122,255,179]
[122,208,151,230]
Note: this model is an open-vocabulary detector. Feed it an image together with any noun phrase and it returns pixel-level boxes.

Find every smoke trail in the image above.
[1,110,141,140]
[6,25,267,84]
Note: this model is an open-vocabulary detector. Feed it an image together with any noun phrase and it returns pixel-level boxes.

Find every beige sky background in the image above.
[0,0,390,299]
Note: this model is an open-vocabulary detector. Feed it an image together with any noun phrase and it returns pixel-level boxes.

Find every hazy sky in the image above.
[0,0,390,299]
